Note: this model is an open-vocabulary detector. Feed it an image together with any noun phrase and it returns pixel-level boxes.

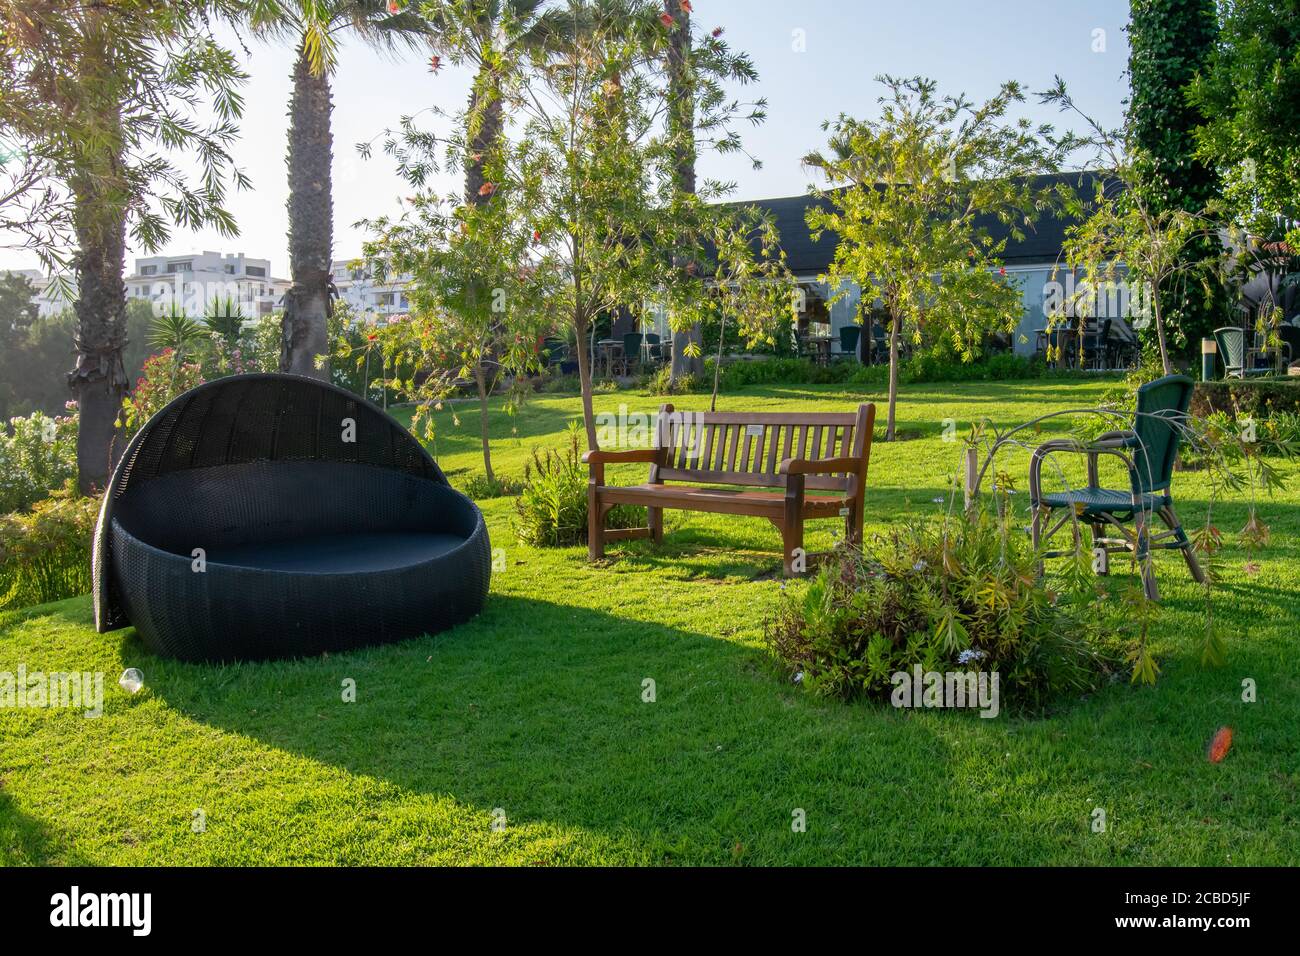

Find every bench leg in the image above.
[647,505,663,545]
[587,483,605,561]
[783,476,805,576]
[1161,504,1206,585]
[846,497,864,548]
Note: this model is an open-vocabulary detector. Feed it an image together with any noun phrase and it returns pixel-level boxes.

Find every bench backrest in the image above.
[651,403,874,492]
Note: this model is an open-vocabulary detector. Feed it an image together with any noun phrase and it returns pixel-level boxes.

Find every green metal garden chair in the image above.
[1213,326,1274,378]
[1028,374,1205,600]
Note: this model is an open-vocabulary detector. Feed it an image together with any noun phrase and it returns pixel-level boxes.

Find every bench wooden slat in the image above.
[590,402,876,576]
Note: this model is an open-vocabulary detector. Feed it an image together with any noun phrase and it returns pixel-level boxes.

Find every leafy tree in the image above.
[1189,0,1300,245]
[806,76,1063,440]
[1127,0,1227,352]
[1,0,249,492]
[250,0,431,380]
[1042,80,1222,376]
[0,272,40,420]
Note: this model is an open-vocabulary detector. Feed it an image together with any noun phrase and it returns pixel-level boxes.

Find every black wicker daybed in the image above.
[93,373,491,663]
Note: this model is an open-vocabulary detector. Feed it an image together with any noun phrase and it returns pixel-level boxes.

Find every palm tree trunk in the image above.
[465,71,503,206]
[69,174,129,494]
[886,314,901,441]
[281,42,332,380]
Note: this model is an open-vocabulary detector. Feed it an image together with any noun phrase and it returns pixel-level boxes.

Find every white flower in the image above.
[957,649,987,664]
[913,559,927,571]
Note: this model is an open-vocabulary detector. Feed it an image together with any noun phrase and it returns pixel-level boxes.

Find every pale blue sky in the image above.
[0,0,1132,274]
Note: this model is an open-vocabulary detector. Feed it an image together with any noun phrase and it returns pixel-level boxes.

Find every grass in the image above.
[2,378,1298,865]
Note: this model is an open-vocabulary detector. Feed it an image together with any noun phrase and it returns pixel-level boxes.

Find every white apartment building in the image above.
[3,268,73,318]
[331,258,412,323]
[126,251,290,319]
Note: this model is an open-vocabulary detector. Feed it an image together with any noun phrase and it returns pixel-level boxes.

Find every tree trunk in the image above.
[281,42,332,381]
[886,314,901,441]
[69,177,129,495]
[575,309,599,450]
[473,363,495,483]
[666,0,703,385]
[710,312,726,412]
[1153,297,1173,375]
[465,70,503,206]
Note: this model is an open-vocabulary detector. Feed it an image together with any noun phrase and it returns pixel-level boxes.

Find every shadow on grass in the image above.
[138,595,972,862]
[0,790,87,866]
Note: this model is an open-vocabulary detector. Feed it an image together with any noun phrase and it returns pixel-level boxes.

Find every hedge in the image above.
[1190,378,1300,418]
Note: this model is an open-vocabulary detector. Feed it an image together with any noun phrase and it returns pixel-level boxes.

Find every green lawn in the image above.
[2,379,1298,865]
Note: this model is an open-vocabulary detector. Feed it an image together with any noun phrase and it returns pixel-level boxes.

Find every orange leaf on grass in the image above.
[1207,726,1233,764]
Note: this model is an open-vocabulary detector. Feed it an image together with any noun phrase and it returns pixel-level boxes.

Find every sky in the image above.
[0,0,1133,275]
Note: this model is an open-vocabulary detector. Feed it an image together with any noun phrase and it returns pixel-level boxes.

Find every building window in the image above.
[167,261,191,273]
[140,265,156,275]
[246,265,266,277]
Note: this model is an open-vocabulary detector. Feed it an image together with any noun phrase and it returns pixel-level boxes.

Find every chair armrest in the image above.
[581,448,662,466]
[1029,438,1141,506]
[778,456,863,476]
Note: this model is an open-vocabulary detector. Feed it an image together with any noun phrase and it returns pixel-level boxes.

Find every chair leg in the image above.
[1031,504,1046,578]
[1090,523,1109,574]
[1135,509,1159,601]
[1161,505,1206,585]
[587,486,605,561]
[648,505,663,545]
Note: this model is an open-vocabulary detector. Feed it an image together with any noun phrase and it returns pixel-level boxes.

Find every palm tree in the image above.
[424,1,569,207]
[420,0,568,482]
[251,1,431,380]
[2,0,247,493]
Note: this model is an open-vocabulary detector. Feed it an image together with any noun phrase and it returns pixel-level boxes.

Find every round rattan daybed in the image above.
[93,373,491,663]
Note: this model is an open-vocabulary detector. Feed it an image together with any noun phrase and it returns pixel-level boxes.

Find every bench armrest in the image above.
[778,455,863,476]
[582,448,662,465]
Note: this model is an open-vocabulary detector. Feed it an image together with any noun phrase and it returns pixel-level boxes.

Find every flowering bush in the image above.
[766,510,1123,712]
[118,349,205,438]
[0,484,97,610]
[0,408,78,514]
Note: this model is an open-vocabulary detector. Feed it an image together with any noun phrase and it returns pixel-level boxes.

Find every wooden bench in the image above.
[582,402,876,575]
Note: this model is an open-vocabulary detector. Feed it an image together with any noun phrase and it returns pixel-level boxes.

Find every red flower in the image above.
[478,182,496,196]
[367,333,378,341]
[681,0,693,12]
[659,12,674,27]
[998,267,1007,277]
[428,54,442,74]
[711,26,723,38]
[532,229,542,243]
[387,1,399,12]
[1207,726,1233,763]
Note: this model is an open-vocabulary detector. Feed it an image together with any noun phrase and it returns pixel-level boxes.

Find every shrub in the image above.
[1191,379,1300,419]
[460,473,523,499]
[118,349,205,438]
[647,364,705,395]
[0,484,98,610]
[513,424,642,547]
[0,409,78,514]
[766,510,1123,712]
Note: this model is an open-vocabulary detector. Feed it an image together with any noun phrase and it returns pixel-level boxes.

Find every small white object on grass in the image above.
[119,668,144,694]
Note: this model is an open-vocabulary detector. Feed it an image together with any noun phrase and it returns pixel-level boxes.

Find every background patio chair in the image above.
[1028,374,1204,600]
[1214,326,1274,378]
[838,325,861,361]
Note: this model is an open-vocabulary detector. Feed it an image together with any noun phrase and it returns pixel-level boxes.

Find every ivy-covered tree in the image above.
[806,76,1063,440]
[1128,0,1227,352]
[1189,0,1300,246]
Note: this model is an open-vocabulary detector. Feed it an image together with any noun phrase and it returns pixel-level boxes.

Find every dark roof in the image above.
[725,171,1104,275]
